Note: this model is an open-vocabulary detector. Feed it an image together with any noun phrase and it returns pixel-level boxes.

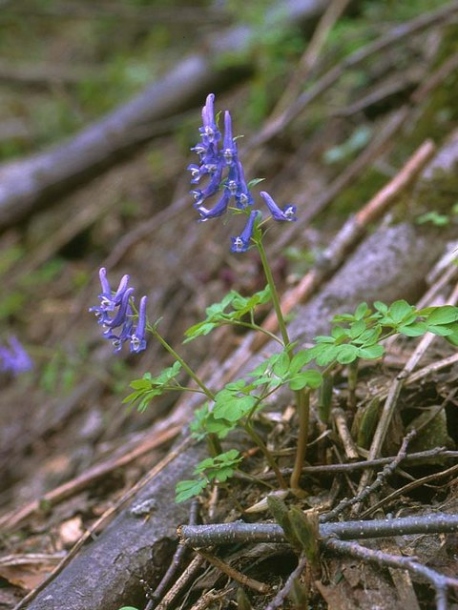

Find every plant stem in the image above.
[256,238,292,352]
[244,423,288,489]
[255,236,310,491]
[149,326,222,456]
[289,389,310,490]
[150,326,215,402]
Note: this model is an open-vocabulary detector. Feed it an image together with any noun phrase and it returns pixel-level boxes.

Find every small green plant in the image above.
[91,94,458,503]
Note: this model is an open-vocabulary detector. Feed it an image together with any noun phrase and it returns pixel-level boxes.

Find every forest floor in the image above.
[0,2,458,609]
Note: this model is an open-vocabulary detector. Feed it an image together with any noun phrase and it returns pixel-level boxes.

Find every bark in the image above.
[23,444,208,610]
[0,0,331,233]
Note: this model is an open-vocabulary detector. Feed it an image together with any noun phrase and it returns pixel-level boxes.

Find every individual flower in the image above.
[260,191,297,222]
[222,111,237,166]
[230,210,259,253]
[0,336,33,375]
[129,295,148,353]
[189,93,297,252]
[90,268,148,354]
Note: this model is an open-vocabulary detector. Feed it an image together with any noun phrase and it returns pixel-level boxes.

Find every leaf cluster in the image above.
[190,353,323,442]
[184,286,271,342]
[122,362,182,412]
[122,294,458,502]
[304,300,458,367]
[175,449,243,503]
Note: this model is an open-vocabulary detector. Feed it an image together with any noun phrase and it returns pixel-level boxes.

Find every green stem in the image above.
[289,389,310,490]
[149,326,215,402]
[255,236,310,491]
[244,423,287,489]
[256,237,292,353]
[149,326,221,456]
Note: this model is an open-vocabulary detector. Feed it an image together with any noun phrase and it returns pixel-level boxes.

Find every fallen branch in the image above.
[323,538,458,610]
[179,512,458,546]
[0,0,330,232]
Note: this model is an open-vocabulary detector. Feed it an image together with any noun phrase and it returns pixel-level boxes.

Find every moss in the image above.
[413,169,458,218]
[407,23,458,150]
[324,168,387,221]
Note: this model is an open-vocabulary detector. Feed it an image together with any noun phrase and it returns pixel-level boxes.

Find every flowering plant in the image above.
[91,94,458,502]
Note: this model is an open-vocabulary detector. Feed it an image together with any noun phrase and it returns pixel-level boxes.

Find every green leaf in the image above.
[307,344,340,366]
[397,321,428,337]
[354,301,371,320]
[213,392,256,422]
[348,319,368,339]
[175,478,208,503]
[356,344,384,360]
[290,349,313,374]
[267,495,297,547]
[288,507,320,565]
[425,324,455,337]
[416,211,449,226]
[272,351,291,377]
[335,344,359,364]
[426,305,458,325]
[387,300,415,324]
[184,286,271,341]
[194,449,242,482]
[289,369,323,390]
[373,301,388,314]
[445,328,458,346]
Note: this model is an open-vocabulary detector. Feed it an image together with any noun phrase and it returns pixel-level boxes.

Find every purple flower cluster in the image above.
[0,336,33,375]
[188,93,297,252]
[90,268,148,354]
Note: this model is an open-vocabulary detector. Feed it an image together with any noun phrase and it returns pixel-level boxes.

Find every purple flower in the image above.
[0,336,33,375]
[195,189,230,221]
[90,268,148,354]
[230,210,259,253]
[260,191,297,222]
[199,93,220,145]
[189,94,297,251]
[102,287,134,332]
[222,111,237,166]
[90,268,130,326]
[130,296,148,353]
[232,161,253,209]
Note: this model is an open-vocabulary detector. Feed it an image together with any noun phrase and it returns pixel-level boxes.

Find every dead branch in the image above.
[179,512,458,546]
[249,0,458,148]
[0,0,331,233]
[322,538,458,610]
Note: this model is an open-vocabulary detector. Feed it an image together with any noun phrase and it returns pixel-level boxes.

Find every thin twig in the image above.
[188,587,234,610]
[360,462,458,519]
[179,512,458,547]
[332,408,360,461]
[263,553,308,610]
[321,430,417,523]
[154,554,206,610]
[144,499,200,610]
[196,549,270,594]
[322,537,458,610]
[356,281,458,505]
[253,448,458,478]
[248,1,458,148]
